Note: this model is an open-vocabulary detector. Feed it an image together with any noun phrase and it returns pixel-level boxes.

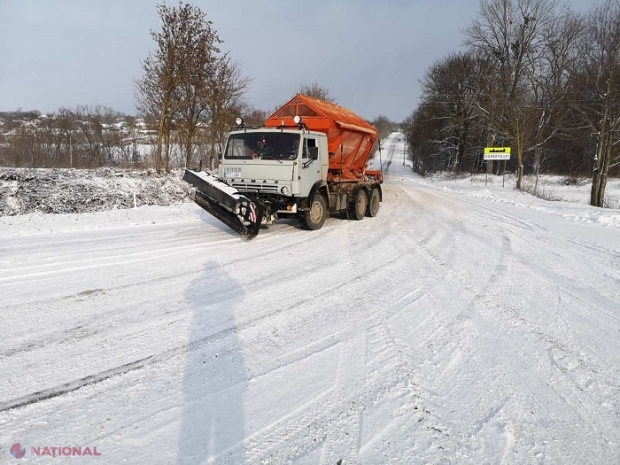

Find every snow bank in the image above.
[0,168,195,216]
[410,172,620,229]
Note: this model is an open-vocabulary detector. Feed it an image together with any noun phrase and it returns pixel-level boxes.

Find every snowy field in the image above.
[1,134,619,464]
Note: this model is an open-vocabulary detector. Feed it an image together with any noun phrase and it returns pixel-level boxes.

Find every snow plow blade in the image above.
[183,169,264,240]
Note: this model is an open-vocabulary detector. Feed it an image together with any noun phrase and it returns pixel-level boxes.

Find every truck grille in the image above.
[232,183,279,194]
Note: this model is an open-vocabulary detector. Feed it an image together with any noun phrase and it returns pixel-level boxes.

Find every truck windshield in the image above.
[225,133,301,160]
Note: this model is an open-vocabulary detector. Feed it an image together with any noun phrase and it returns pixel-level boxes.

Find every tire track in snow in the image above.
[400,187,614,463]
[204,218,431,463]
[3,219,401,410]
[0,228,425,414]
[318,334,366,465]
[0,224,354,363]
[381,189,541,460]
[216,310,425,464]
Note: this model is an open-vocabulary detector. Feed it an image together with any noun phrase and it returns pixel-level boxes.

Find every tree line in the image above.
[0,3,257,173]
[0,107,146,169]
[0,2,398,178]
[403,0,620,207]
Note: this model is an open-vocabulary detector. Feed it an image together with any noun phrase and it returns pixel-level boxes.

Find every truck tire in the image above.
[300,194,327,230]
[366,187,380,217]
[348,189,367,221]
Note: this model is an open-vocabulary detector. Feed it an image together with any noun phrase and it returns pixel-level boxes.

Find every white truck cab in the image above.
[219,129,329,223]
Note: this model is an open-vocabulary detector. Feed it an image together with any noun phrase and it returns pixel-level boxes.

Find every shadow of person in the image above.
[177,262,247,464]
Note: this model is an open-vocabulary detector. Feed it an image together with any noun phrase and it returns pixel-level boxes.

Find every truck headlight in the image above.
[281,186,289,195]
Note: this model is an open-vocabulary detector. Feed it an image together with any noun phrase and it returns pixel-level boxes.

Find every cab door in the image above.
[298,136,322,197]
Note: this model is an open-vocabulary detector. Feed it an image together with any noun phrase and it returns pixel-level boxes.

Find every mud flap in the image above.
[184,169,264,240]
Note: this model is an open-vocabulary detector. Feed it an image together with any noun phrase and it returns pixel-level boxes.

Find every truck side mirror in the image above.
[309,147,319,160]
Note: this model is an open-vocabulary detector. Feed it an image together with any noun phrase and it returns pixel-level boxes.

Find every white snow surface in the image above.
[1,133,620,464]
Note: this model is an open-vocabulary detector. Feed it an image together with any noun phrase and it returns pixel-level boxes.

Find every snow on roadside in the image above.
[0,167,194,216]
[408,171,620,229]
[2,157,618,232]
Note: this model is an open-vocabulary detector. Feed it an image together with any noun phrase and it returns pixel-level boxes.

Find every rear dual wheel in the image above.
[348,188,367,221]
[366,187,380,217]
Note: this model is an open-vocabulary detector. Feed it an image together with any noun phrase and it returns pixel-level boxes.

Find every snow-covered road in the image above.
[1,134,619,464]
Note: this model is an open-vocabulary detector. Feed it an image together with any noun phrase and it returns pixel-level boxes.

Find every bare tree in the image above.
[571,0,620,207]
[298,82,336,103]
[404,100,450,174]
[421,52,490,173]
[370,115,395,141]
[135,4,175,173]
[465,0,561,189]
[524,10,583,194]
[172,7,222,169]
[52,108,78,168]
[207,56,251,168]
[135,3,251,172]
[242,108,269,127]
[135,2,222,172]
[135,56,169,169]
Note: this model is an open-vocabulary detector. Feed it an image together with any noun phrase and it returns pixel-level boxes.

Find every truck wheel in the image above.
[348,189,367,221]
[366,187,380,217]
[300,194,327,230]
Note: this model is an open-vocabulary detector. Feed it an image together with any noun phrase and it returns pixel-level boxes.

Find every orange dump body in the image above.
[264,94,378,182]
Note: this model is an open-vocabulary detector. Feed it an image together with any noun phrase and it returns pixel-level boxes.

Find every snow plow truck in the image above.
[183,94,382,239]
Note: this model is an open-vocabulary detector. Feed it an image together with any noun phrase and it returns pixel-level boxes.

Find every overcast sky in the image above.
[0,0,595,122]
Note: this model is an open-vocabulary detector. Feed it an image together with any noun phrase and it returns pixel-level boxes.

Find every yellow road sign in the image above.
[484,147,511,160]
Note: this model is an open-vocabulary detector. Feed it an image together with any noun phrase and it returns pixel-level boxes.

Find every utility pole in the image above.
[63,135,74,168]
[69,133,73,168]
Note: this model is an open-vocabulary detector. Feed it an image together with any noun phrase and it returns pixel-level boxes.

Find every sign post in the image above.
[483,147,511,186]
